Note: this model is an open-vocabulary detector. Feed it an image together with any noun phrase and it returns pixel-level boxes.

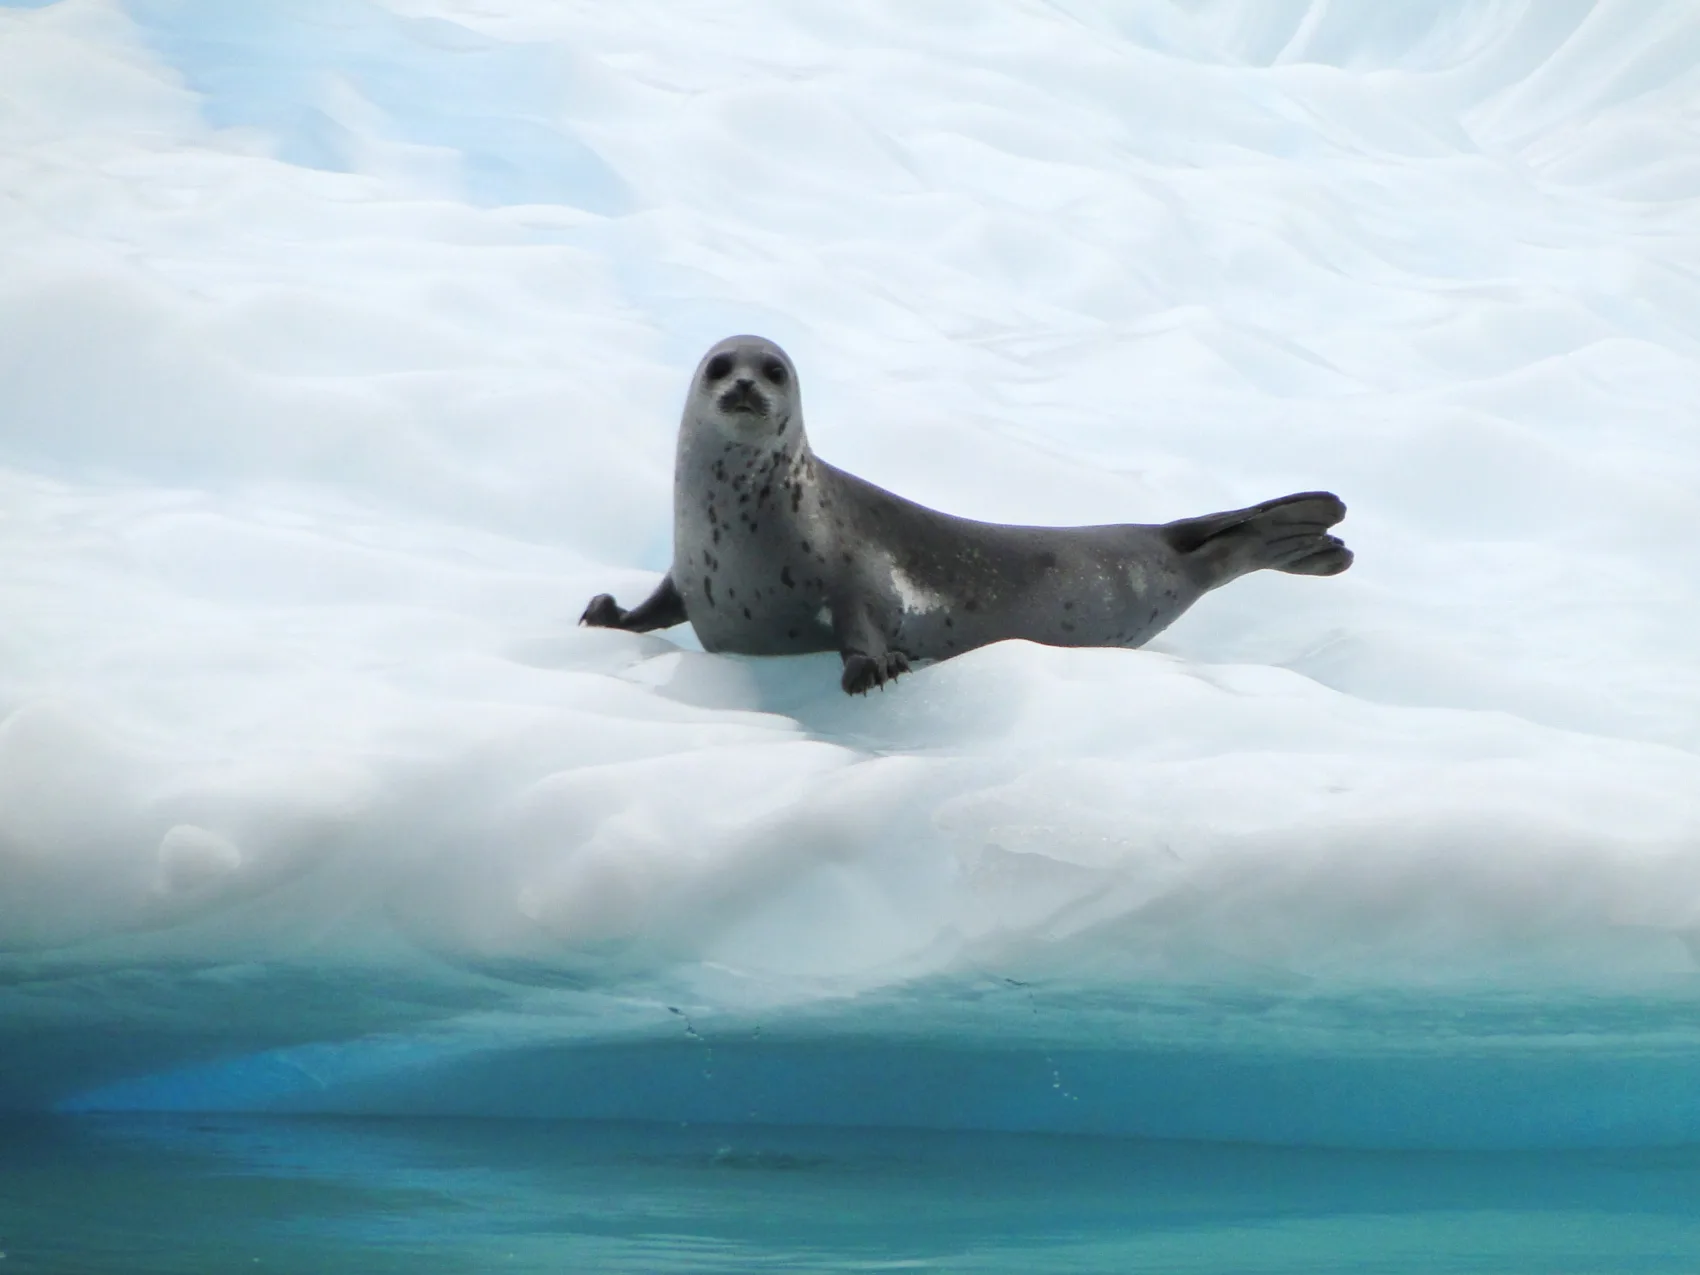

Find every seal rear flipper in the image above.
[1279,536,1354,576]
[1163,491,1352,586]
[579,572,688,632]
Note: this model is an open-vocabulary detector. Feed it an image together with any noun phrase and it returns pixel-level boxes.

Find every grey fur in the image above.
[581,335,1352,695]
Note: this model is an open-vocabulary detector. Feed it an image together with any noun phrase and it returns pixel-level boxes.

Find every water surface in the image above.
[4,1115,1699,1273]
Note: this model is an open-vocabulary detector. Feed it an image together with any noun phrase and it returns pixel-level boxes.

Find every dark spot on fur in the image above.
[749,522,759,533]
[791,487,802,512]
[799,539,812,555]
[781,566,795,588]
[788,627,798,638]
[743,606,752,619]
[1061,621,1075,633]
[703,578,715,606]
[759,484,771,502]
[713,529,721,544]
[944,616,954,628]
[727,586,737,600]
[842,553,853,564]
[739,493,749,504]
[1038,551,1058,569]
[965,599,979,612]
[1063,600,1074,611]
[947,639,956,649]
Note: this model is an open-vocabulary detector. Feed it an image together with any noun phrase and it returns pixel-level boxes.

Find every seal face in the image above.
[581,335,1352,695]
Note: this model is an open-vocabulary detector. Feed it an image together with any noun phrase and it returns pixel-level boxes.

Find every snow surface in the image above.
[2,0,1699,1146]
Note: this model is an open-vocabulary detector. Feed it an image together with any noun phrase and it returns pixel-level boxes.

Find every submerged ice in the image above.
[1,0,1698,1146]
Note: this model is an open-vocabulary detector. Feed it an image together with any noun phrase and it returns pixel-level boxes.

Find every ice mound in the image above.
[1,0,1697,1146]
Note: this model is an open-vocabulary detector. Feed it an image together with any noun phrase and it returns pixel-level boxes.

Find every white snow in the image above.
[2,0,1698,1144]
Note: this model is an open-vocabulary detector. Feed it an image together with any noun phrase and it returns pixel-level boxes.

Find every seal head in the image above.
[686,335,800,449]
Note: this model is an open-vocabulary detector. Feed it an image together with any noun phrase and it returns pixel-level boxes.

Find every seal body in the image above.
[582,335,1352,694]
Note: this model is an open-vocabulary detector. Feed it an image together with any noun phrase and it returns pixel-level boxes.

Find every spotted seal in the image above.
[581,335,1352,694]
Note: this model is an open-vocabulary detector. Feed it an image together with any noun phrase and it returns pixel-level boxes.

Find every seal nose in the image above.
[718,375,768,417]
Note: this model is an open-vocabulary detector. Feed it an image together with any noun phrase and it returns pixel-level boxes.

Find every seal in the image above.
[581,335,1352,695]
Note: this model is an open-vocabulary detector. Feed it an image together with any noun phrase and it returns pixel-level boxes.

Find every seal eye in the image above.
[761,358,788,387]
[704,354,734,382]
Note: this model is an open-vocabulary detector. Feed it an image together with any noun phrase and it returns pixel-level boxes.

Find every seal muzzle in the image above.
[717,378,769,417]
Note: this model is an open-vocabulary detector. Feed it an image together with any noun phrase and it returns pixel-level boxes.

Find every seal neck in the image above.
[677,408,809,473]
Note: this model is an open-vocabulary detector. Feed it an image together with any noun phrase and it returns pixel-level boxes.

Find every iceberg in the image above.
[1,0,1697,1150]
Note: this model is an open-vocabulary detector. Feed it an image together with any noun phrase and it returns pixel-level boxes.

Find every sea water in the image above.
[6,1115,1700,1273]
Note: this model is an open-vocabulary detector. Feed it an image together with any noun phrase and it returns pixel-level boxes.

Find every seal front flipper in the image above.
[580,572,688,632]
[841,648,911,695]
[832,600,911,695]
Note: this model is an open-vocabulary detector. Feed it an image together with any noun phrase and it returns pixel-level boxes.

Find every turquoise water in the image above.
[4,1116,1700,1273]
